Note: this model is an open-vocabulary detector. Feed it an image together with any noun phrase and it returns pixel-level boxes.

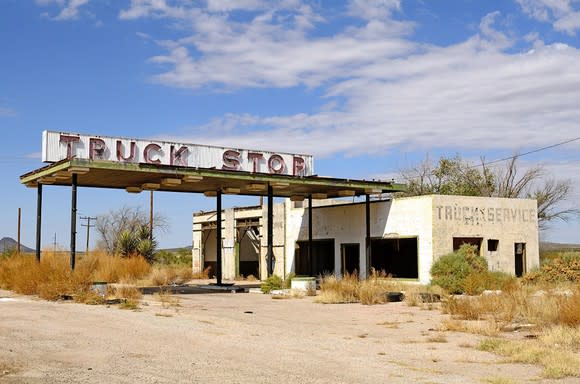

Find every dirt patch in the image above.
[0,289,575,384]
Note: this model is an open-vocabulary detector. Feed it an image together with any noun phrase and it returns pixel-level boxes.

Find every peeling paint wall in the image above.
[192,195,539,284]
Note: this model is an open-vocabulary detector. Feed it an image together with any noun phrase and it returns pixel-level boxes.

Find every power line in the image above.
[477,136,580,168]
[401,136,580,181]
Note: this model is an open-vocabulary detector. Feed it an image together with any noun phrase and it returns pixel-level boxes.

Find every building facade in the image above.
[192,195,539,284]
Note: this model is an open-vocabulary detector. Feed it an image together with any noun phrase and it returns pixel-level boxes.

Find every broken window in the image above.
[295,239,335,276]
[453,237,483,254]
[487,239,499,252]
[370,237,418,279]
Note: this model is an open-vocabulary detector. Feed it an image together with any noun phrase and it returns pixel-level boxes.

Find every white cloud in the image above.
[118,2,580,167]
[0,107,16,117]
[347,0,401,20]
[517,0,580,34]
[36,0,90,21]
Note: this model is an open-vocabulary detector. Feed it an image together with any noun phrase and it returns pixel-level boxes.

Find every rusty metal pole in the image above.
[308,194,313,276]
[17,208,21,254]
[216,190,222,286]
[70,174,77,270]
[267,185,274,277]
[149,191,153,241]
[35,183,42,263]
[365,194,371,279]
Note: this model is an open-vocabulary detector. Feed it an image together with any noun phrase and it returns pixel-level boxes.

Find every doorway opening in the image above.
[341,243,360,276]
[201,223,218,278]
[370,237,418,279]
[515,243,526,277]
[295,239,335,276]
[236,219,260,279]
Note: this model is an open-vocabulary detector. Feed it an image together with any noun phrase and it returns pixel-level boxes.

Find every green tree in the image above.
[96,206,166,261]
[400,154,578,229]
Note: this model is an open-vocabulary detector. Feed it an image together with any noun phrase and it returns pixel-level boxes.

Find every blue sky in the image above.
[1,0,580,250]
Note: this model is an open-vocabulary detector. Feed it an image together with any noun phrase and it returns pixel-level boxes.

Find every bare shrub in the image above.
[316,274,359,304]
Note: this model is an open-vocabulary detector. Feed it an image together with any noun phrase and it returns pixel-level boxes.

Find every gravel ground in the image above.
[0,288,575,384]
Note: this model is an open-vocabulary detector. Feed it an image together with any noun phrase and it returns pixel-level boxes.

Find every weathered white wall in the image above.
[193,195,539,283]
[431,195,539,274]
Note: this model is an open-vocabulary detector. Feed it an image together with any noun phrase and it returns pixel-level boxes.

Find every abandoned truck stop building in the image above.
[193,195,539,284]
[21,131,539,285]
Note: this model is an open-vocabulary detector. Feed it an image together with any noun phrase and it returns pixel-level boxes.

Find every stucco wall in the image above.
[193,195,539,283]
[430,194,539,275]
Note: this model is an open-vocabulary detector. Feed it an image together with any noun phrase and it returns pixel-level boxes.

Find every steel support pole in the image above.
[216,190,222,286]
[17,208,21,254]
[365,194,371,278]
[308,194,313,276]
[70,174,77,270]
[267,185,274,277]
[35,183,43,263]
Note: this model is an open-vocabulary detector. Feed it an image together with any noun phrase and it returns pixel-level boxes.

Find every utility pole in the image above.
[80,216,97,254]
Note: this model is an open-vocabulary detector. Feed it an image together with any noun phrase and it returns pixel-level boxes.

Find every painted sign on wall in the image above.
[435,205,537,226]
[42,131,313,176]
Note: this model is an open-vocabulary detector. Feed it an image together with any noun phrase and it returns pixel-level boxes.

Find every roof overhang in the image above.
[20,158,406,198]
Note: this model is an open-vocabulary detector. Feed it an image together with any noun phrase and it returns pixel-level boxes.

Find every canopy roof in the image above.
[20,158,405,198]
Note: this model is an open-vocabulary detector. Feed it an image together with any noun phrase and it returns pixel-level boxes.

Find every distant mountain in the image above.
[540,242,580,252]
[0,237,34,253]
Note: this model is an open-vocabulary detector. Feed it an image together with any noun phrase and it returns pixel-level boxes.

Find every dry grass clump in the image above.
[0,252,83,300]
[191,266,210,280]
[78,251,151,283]
[148,265,193,286]
[442,284,579,328]
[439,318,501,337]
[316,271,400,305]
[0,251,151,304]
[316,274,359,304]
[559,286,580,326]
[478,326,580,379]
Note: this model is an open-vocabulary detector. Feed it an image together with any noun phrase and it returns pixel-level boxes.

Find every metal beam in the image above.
[35,183,42,263]
[19,158,407,195]
[365,194,371,278]
[70,174,77,270]
[267,185,274,277]
[216,190,222,285]
[308,194,313,277]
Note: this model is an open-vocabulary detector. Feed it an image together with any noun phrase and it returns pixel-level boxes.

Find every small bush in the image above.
[522,252,580,284]
[430,244,490,294]
[261,275,285,293]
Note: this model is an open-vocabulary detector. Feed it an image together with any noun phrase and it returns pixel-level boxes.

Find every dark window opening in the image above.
[341,243,360,276]
[488,239,499,252]
[515,243,526,277]
[453,237,482,254]
[201,226,218,278]
[370,238,418,279]
[236,221,260,278]
[296,239,335,276]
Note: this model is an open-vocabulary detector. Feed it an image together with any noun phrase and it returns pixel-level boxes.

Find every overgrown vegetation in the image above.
[260,273,294,293]
[478,326,580,379]
[0,250,195,305]
[399,154,579,229]
[522,251,580,284]
[430,244,515,295]
[316,271,402,305]
[432,249,580,379]
[96,206,167,262]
